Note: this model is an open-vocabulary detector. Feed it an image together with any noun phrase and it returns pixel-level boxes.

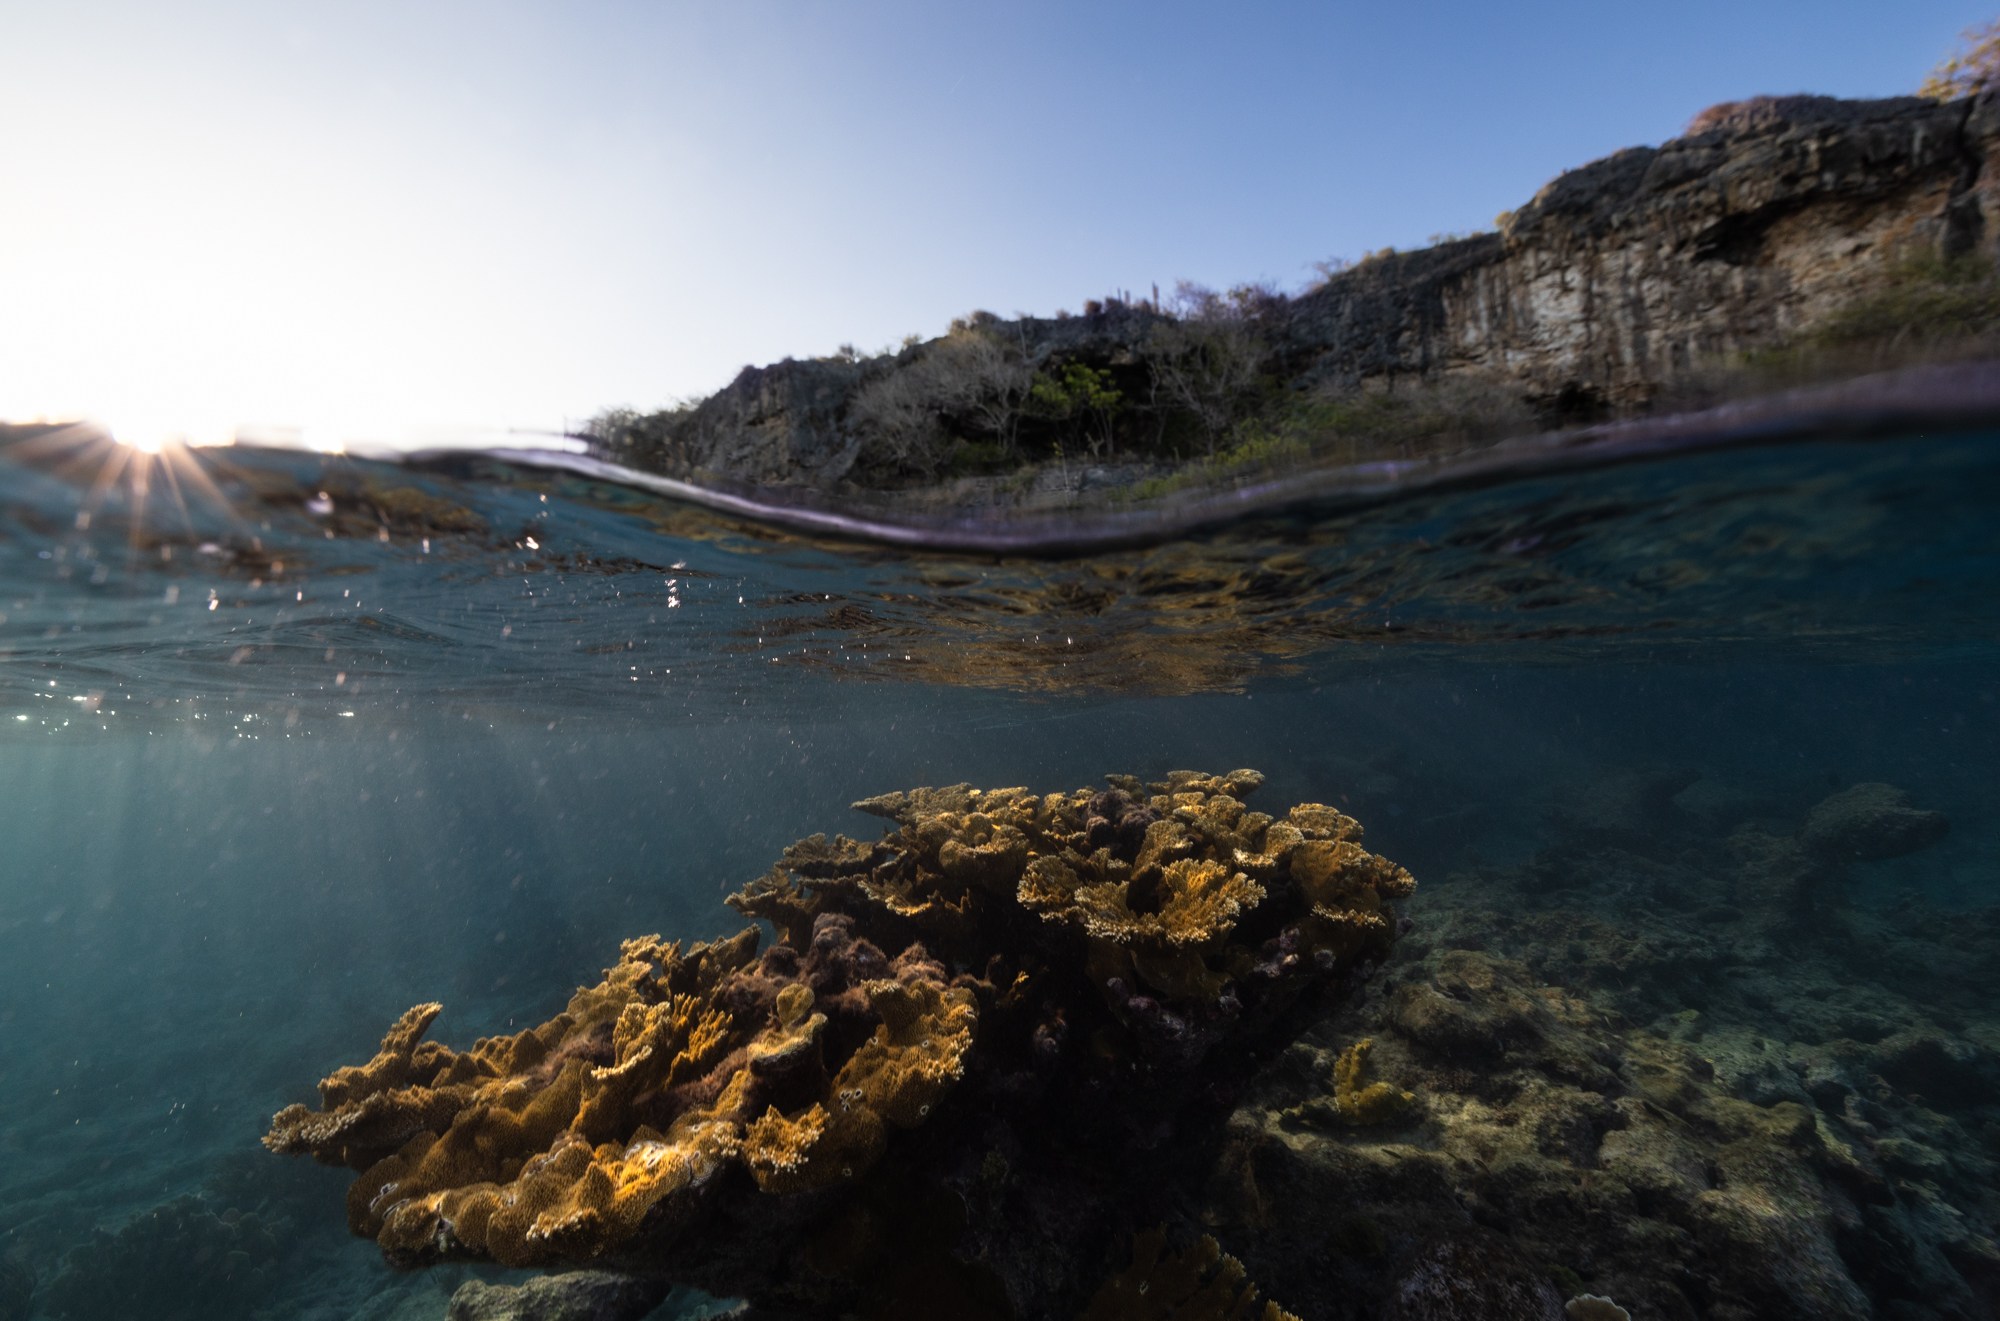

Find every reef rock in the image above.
[1800,782,1950,861]
[1380,1235,1564,1321]
[1204,774,1998,1320]
[37,1194,289,1321]
[446,1270,674,1321]
[270,770,1414,1320]
[0,1258,31,1321]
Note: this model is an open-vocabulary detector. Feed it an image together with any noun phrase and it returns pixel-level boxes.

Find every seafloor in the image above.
[6,753,1993,1321]
[1,426,1995,1321]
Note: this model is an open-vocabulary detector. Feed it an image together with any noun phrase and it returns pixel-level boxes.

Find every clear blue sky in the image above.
[1,0,1989,448]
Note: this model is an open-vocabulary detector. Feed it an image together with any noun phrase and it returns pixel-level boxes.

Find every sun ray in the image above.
[154,439,247,532]
[151,445,198,536]
[83,437,137,510]
[0,419,250,551]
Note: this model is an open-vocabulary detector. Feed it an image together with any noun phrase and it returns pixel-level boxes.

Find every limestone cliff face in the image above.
[1285,93,2000,414]
[672,355,870,487]
[625,93,1998,486]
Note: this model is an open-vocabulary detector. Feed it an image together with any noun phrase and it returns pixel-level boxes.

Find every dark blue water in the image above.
[1,428,1996,1320]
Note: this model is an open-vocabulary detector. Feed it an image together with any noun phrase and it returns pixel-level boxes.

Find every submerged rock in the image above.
[1202,774,1997,1320]
[447,1271,674,1321]
[1381,1235,1564,1321]
[36,1194,289,1321]
[0,1259,31,1321]
[1801,782,1950,861]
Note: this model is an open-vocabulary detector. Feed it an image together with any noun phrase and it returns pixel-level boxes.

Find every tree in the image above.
[1027,363,1124,458]
[1143,281,1273,456]
[1921,19,2000,100]
[848,325,1034,474]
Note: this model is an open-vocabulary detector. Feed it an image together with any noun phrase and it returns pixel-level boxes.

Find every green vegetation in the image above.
[1730,251,2000,390]
[1123,373,1532,502]
[1807,252,2000,351]
[579,280,1545,504]
[1027,363,1124,457]
[1125,429,1310,503]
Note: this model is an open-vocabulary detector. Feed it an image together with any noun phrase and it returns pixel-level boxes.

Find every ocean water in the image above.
[0,427,1996,1321]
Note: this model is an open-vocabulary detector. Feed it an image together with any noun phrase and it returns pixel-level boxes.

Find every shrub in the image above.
[848,326,1034,476]
[1027,362,1124,457]
[1806,251,2000,351]
[576,397,712,473]
[1920,19,2000,100]
[1287,373,1534,460]
[1137,280,1286,455]
[1125,426,1310,502]
[578,406,643,452]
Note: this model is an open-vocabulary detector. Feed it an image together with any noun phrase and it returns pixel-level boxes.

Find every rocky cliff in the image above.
[602,92,2000,489]
[1285,93,2000,415]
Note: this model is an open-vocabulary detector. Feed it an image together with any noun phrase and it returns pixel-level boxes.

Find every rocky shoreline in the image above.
[585,92,2000,505]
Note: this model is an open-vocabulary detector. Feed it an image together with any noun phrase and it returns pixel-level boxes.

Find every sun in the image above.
[95,414,232,454]
[1,417,243,543]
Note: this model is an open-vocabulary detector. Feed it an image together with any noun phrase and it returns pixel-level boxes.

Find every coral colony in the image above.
[268,770,1412,1318]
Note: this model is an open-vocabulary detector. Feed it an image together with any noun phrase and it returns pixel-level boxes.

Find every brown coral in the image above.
[269,913,961,1269]
[269,770,1414,1317]
[743,769,1412,1048]
[1080,1228,1302,1321]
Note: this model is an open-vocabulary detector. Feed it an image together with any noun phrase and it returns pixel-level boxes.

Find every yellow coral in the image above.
[269,913,980,1265]
[1289,837,1413,964]
[744,1102,850,1194]
[840,979,977,1129]
[270,769,1415,1287]
[1331,1039,1416,1127]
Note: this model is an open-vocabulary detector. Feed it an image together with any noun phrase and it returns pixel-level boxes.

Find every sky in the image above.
[0,0,1990,451]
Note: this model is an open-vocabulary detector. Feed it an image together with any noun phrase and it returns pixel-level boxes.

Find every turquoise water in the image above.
[1,429,1996,1320]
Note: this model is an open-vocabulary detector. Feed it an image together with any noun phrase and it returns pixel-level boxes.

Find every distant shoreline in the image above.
[463,359,2000,555]
[581,92,2000,508]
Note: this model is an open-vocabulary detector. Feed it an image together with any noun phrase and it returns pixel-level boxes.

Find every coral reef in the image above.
[1278,1038,1417,1129]
[269,769,1414,1319]
[1202,779,1999,1321]
[37,1194,290,1321]
[267,920,976,1271]
[1330,1040,1416,1127]
[1079,1229,1300,1321]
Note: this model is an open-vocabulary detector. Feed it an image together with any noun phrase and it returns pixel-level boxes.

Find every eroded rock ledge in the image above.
[593,92,1999,491]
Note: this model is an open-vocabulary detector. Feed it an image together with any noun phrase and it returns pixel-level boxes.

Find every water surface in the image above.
[1,426,1995,1319]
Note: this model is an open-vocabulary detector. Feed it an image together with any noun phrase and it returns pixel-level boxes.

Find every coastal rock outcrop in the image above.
[596,93,2000,488]
[1285,94,1999,415]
